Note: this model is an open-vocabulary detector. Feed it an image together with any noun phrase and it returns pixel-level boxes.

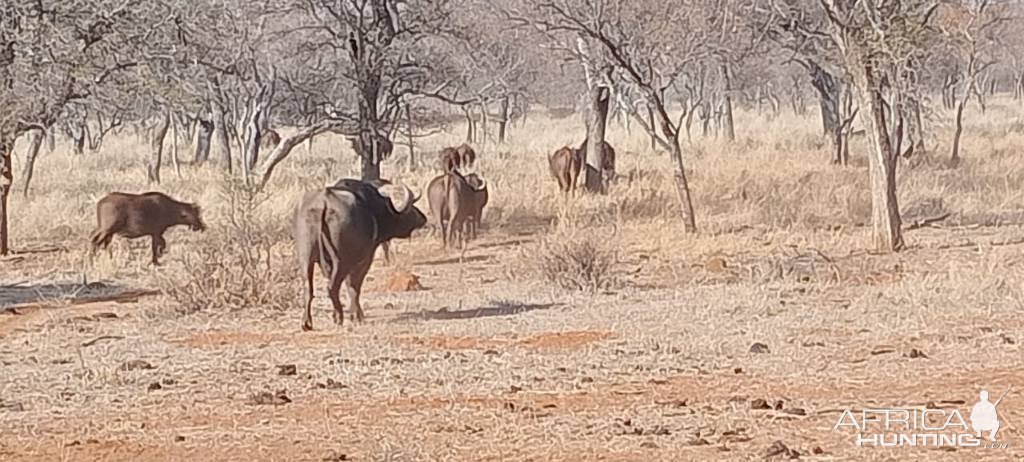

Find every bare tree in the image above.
[508,0,729,231]
[296,0,462,181]
[817,0,939,252]
[940,0,1010,166]
[0,1,160,255]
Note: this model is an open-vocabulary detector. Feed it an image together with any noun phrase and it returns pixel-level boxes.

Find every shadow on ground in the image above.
[0,281,134,310]
[417,254,494,267]
[395,300,560,322]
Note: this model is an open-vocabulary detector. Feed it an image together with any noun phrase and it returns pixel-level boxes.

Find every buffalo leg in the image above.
[150,235,166,265]
[327,265,352,326]
[344,256,373,323]
[301,260,316,331]
[448,218,462,249]
[89,228,114,255]
[438,214,448,248]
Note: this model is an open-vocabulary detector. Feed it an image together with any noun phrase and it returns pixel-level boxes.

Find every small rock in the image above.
[734,367,743,374]
[120,360,155,371]
[323,452,349,461]
[0,402,26,412]
[482,349,500,356]
[774,400,784,410]
[640,441,659,449]
[766,440,800,459]
[705,256,728,273]
[248,390,291,406]
[905,349,928,359]
[277,364,297,376]
[812,447,824,455]
[174,435,186,442]
[147,382,162,391]
[1000,333,1016,344]
[382,270,425,292]
[509,385,522,393]
[161,378,177,386]
[580,376,594,383]
[688,437,711,446]
[751,399,772,410]
[315,378,348,390]
[750,343,770,354]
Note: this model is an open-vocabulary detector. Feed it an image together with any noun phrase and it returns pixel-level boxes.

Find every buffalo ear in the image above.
[377,183,413,213]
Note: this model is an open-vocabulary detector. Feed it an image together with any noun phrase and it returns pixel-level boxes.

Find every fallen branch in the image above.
[82,335,124,347]
[905,213,952,231]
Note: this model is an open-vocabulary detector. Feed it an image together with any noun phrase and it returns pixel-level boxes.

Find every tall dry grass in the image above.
[6,97,1024,297]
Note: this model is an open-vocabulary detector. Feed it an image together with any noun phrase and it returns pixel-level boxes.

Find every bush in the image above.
[156,179,294,313]
[534,228,620,292]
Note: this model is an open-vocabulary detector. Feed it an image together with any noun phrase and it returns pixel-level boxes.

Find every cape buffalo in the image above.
[455,143,477,168]
[462,173,489,241]
[438,143,477,173]
[260,129,281,152]
[427,171,476,248]
[89,192,206,265]
[332,177,394,264]
[549,146,582,194]
[578,139,617,183]
[294,179,426,330]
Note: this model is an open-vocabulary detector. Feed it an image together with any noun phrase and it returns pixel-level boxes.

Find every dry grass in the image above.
[2,98,1024,461]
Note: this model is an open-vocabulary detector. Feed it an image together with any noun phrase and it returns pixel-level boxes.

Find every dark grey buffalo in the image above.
[461,173,489,241]
[293,179,426,330]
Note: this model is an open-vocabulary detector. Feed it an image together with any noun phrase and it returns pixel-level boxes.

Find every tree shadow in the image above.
[395,300,560,322]
[417,254,494,267]
[0,281,148,311]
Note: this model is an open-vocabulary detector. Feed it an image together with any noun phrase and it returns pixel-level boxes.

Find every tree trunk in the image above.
[193,118,214,165]
[241,102,264,179]
[45,127,55,153]
[583,85,610,193]
[807,61,844,163]
[0,132,12,255]
[171,118,182,178]
[406,104,416,172]
[497,96,509,144]
[21,129,44,197]
[257,121,345,188]
[669,138,697,233]
[463,107,475,143]
[148,112,169,184]
[479,102,489,146]
[856,63,904,252]
[907,97,926,156]
[213,105,233,173]
[721,63,736,142]
[69,121,86,156]
[1015,71,1023,101]
[950,98,966,167]
[647,105,657,151]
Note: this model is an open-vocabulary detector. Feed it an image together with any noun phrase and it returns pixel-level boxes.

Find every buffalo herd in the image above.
[88,139,616,329]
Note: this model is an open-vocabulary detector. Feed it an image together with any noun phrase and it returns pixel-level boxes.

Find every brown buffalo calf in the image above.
[90,192,206,265]
[549,146,583,194]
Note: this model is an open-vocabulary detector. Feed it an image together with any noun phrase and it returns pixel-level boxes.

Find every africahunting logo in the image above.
[834,386,1012,449]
